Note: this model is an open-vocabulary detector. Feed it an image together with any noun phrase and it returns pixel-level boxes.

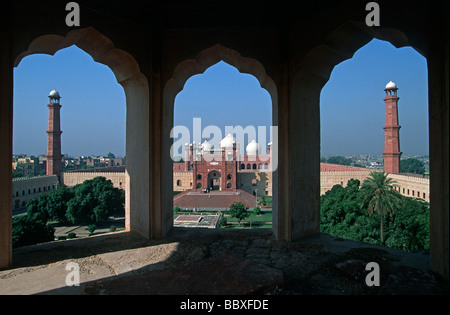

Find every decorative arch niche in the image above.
[161,43,278,234]
[13,26,150,236]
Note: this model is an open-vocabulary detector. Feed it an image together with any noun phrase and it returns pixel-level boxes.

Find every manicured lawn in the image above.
[225,212,272,223]
[222,211,272,229]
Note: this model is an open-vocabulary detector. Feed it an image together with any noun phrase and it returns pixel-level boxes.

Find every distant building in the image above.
[173,135,273,197]
[12,175,59,211]
[13,156,45,176]
[62,166,126,191]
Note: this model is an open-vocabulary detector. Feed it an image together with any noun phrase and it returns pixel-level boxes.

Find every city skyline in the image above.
[13,38,429,157]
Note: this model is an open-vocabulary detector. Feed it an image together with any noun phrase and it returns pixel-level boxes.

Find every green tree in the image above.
[88,224,97,235]
[400,158,425,174]
[65,177,124,225]
[253,206,262,215]
[359,171,402,246]
[228,202,250,226]
[320,177,429,251]
[326,156,352,166]
[320,179,375,242]
[259,195,266,206]
[384,197,430,251]
[12,213,55,248]
[46,186,74,223]
[12,170,24,178]
[26,186,74,224]
[26,193,51,222]
[219,216,228,228]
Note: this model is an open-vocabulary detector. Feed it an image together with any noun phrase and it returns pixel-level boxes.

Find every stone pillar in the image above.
[0,29,13,269]
[192,144,198,191]
[123,73,150,235]
[184,143,190,171]
[275,63,321,241]
[428,40,449,281]
[383,82,402,174]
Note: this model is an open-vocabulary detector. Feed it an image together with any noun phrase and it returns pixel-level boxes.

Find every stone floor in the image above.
[0,229,448,295]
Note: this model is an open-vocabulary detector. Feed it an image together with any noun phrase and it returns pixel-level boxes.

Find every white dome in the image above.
[49,89,60,98]
[220,133,235,148]
[246,139,260,155]
[201,139,212,152]
[385,81,397,89]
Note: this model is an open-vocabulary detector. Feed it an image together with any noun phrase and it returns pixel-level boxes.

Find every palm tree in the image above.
[360,171,402,246]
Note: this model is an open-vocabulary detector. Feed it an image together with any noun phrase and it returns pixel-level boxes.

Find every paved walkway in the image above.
[174,189,257,210]
[0,229,447,295]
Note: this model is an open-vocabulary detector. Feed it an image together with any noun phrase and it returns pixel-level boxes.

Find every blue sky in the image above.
[13,38,428,157]
[320,38,428,156]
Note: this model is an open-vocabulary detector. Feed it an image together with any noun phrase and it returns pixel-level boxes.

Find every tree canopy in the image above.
[324,156,352,166]
[12,213,54,248]
[65,177,124,225]
[400,158,426,174]
[320,176,429,252]
[13,176,125,248]
[228,202,250,225]
[359,171,403,245]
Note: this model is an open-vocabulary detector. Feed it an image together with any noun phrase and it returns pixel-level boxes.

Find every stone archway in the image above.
[289,20,447,279]
[162,44,278,236]
[1,27,150,268]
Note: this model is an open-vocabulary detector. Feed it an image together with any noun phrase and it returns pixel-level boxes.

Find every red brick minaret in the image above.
[46,89,63,179]
[383,81,402,173]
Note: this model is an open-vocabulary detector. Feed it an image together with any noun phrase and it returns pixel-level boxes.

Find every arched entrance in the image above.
[163,43,278,236]
[12,27,149,237]
[290,20,447,279]
[207,171,221,191]
[1,26,150,268]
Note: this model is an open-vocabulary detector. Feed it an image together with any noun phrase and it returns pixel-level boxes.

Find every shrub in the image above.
[253,206,262,215]
[173,206,181,212]
[229,202,250,226]
[219,216,228,228]
[12,213,55,248]
[67,232,77,239]
[88,224,97,234]
[109,225,117,232]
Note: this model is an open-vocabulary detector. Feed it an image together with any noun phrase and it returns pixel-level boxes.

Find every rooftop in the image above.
[1,230,446,295]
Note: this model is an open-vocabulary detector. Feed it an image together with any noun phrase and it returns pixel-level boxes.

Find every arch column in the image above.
[163,44,279,237]
[5,27,155,255]
[274,62,321,241]
[428,39,449,280]
[0,29,13,269]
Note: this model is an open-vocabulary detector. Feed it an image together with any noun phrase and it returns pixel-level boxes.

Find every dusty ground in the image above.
[0,229,447,295]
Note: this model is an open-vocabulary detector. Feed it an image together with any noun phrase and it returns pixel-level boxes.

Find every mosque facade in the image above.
[173,134,274,196]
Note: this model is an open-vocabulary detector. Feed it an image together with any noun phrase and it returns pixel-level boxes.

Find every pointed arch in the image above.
[161,43,278,234]
[164,44,277,105]
[14,27,142,86]
[13,27,150,237]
